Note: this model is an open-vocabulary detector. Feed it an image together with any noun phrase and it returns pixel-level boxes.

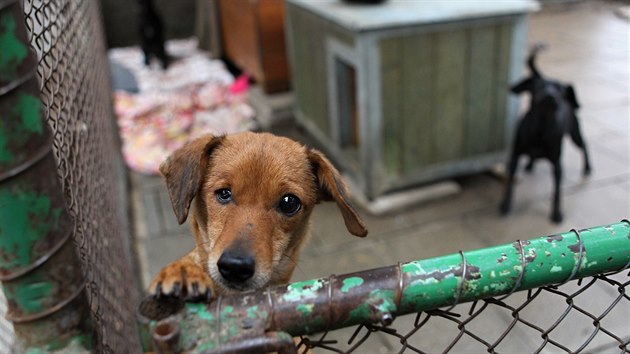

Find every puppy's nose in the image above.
[217,251,255,283]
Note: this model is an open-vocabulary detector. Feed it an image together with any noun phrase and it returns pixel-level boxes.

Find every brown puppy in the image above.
[149,132,367,299]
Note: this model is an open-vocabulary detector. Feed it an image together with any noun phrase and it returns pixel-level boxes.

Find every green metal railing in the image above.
[138,221,630,353]
[0,0,92,351]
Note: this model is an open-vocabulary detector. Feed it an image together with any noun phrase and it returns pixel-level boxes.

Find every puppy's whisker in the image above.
[280,253,307,278]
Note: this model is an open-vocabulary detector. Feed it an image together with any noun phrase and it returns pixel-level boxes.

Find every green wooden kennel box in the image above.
[285,0,539,200]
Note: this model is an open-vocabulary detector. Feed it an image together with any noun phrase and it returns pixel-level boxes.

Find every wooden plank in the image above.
[257,0,290,93]
[219,0,264,85]
[432,29,467,163]
[313,17,328,135]
[465,24,496,157]
[401,33,433,173]
[380,37,402,176]
[286,6,308,118]
[298,8,316,130]
[492,23,512,151]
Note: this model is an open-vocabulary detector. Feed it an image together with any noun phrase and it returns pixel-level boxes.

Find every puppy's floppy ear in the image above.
[307,149,368,237]
[510,77,533,95]
[159,134,224,224]
[564,84,580,109]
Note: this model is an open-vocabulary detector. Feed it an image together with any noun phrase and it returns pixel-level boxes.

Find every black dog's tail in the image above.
[527,43,547,78]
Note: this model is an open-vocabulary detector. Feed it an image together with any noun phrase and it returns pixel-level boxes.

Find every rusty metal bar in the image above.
[138,221,630,352]
[0,0,92,351]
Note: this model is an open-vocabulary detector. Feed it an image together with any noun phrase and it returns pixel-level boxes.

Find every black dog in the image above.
[500,44,591,223]
[138,0,169,69]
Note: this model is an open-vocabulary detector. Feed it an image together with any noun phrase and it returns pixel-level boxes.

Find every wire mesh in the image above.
[296,270,629,354]
[20,0,141,352]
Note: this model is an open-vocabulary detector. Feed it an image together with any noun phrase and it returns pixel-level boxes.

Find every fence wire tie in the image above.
[396,262,404,313]
[215,295,222,354]
[266,287,275,330]
[561,229,585,285]
[497,239,527,301]
[620,219,630,273]
[327,274,335,331]
[444,251,467,312]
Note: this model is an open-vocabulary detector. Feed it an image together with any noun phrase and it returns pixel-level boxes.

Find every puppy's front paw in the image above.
[149,261,213,302]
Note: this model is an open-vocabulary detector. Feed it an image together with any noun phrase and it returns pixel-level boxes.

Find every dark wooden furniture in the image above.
[218,0,290,93]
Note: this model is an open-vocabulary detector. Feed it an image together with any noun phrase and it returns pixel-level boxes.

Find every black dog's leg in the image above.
[142,48,151,66]
[525,157,535,173]
[569,116,592,176]
[500,153,519,215]
[551,161,563,223]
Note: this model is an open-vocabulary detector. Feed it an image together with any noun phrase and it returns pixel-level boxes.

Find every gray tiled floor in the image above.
[132,2,629,352]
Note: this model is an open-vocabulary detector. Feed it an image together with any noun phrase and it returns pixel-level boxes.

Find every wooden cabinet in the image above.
[218,0,290,93]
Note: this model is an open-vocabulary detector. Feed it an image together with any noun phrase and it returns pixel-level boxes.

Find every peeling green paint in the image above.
[0,13,28,81]
[247,305,259,319]
[296,303,314,316]
[222,306,234,316]
[550,265,562,273]
[283,278,324,302]
[402,261,425,275]
[0,93,43,163]
[4,274,52,314]
[0,188,61,268]
[186,303,213,321]
[341,277,363,292]
[348,289,396,324]
[15,94,43,134]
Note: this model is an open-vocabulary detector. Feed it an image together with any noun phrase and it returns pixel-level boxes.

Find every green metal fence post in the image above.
[0,0,92,351]
[138,221,630,352]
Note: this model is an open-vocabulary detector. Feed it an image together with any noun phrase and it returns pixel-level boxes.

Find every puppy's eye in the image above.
[278,194,301,216]
[215,188,232,204]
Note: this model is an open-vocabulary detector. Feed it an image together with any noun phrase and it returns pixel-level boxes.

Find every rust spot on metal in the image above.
[414,263,481,283]
[497,253,508,263]
[568,243,582,253]
[546,234,563,242]
[525,249,537,263]
[465,265,482,281]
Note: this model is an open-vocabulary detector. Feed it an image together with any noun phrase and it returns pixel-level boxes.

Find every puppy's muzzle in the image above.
[217,249,255,283]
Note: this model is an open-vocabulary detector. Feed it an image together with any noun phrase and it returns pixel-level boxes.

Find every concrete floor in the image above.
[132,2,629,352]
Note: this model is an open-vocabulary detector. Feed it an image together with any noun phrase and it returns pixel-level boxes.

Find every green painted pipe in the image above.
[138,221,630,352]
[0,1,92,352]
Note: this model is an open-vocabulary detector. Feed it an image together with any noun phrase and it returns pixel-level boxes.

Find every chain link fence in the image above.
[295,270,629,353]
[138,223,629,353]
[19,0,141,352]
